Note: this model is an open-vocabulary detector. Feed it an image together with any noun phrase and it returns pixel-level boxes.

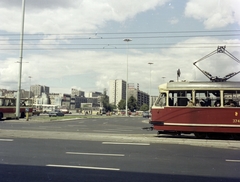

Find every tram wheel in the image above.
[194,132,207,139]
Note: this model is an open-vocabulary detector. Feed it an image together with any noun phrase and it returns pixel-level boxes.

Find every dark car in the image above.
[142,111,151,118]
[49,110,64,117]
[32,109,41,116]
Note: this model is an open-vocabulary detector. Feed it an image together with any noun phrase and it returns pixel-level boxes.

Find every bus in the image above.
[149,81,240,139]
[0,96,33,120]
[33,104,59,113]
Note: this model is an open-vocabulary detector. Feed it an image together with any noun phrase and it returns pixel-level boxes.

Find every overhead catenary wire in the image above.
[0,33,240,41]
[0,43,239,46]
[0,30,239,50]
[0,29,239,36]
[0,46,240,51]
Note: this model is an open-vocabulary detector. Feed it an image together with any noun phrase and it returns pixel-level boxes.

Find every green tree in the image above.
[109,104,117,111]
[101,91,114,112]
[118,99,126,110]
[140,103,149,111]
[128,96,138,112]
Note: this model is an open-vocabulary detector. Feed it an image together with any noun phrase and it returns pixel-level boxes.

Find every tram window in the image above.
[170,91,192,106]
[0,98,4,106]
[195,90,219,107]
[224,90,239,107]
[155,93,166,107]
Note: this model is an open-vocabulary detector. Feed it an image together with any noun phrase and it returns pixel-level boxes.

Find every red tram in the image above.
[149,46,240,139]
[149,81,240,139]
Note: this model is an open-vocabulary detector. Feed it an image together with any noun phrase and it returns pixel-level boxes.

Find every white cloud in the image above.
[0,0,240,97]
[0,0,170,34]
[185,0,240,29]
[2,37,239,96]
[169,17,179,24]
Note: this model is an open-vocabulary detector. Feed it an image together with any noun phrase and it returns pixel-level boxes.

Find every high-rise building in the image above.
[128,87,149,108]
[71,88,84,97]
[30,85,49,97]
[85,91,102,97]
[109,79,126,106]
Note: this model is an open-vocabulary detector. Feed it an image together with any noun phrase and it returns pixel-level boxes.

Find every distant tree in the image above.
[128,96,138,112]
[110,104,117,111]
[101,91,112,111]
[118,99,126,110]
[140,103,149,111]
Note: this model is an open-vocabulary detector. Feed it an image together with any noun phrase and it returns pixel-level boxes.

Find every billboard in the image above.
[81,103,92,109]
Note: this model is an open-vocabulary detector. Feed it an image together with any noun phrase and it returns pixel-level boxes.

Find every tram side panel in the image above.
[150,107,240,134]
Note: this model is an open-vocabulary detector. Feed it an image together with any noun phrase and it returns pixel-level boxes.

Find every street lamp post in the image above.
[16,0,26,119]
[123,38,132,116]
[148,62,153,111]
[29,76,32,99]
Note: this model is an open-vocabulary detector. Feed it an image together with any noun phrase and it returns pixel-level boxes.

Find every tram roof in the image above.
[159,81,240,91]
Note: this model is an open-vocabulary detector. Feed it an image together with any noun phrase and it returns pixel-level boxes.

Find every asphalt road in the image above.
[0,117,240,182]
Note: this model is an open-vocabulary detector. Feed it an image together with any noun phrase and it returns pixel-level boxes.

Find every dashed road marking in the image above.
[46,164,120,171]
[102,142,150,146]
[226,159,240,163]
[66,152,124,157]
[0,139,14,142]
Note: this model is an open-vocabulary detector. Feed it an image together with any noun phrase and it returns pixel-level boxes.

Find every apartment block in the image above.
[30,85,49,97]
[109,79,126,106]
[128,84,149,108]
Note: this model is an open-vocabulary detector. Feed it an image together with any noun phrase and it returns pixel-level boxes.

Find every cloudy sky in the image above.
[0,0,239,96]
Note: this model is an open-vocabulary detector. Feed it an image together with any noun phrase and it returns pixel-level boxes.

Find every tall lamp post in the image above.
[16,0,26,119]
[123,38,132,116]
[28,76,32,99]
[148,62,153,111]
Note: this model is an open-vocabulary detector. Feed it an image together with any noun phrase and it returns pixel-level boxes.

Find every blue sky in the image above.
[0,0,239,96]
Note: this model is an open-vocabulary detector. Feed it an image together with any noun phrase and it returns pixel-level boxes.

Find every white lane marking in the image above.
[226,159,240,163]
[66,152,124,157]
[102,142,150,146]
[0,139,14,142]
[46,164,120,171]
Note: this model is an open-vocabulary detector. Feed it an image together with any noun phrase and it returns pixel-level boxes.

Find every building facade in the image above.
[109,79,126,106]
[71,88,84,97]
[0,89,29,98]
[128,87,149,108]
[30,85,50,97]
[85,91,102,98]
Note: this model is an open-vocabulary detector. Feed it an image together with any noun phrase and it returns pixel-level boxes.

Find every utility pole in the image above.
[16,0,26,119]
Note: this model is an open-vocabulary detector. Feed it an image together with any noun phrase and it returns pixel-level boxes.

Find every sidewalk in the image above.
[1,113,134,123]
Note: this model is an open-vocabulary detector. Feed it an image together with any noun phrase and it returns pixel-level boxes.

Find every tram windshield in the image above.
[155,93,166,107]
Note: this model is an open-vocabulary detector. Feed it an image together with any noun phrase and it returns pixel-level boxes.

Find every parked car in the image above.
[60,108,70,114]
[49,110,65,117]
[32,109,41,116]
[142,111,151,118]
